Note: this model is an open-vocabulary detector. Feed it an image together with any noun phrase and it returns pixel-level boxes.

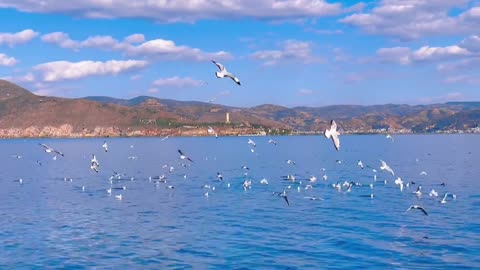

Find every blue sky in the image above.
[0,0,479,107]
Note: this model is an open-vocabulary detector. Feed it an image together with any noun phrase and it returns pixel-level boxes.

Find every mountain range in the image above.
[0,79,479,138]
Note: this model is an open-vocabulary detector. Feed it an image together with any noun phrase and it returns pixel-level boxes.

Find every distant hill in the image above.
[0,79,479,137]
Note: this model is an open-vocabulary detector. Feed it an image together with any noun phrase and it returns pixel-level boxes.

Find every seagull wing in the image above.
[211,60,225,71]
[418,206,428,216]
[39,143,49,149]
[283,195,290,206]
[225,73,241,85]
[178,149,185,156]
[331,132,340,151]
[330,120,338,132]
[54,150,64,156]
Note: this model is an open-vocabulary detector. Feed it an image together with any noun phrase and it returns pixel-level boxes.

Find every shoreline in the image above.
[0,132,478,140]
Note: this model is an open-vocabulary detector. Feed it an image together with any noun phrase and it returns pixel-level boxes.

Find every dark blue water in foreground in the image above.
[0,135,479,269]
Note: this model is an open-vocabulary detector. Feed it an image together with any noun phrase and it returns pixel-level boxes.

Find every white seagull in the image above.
[207,126,218,138]
[102,141,108,152]
[268,139,277,146]
[357,160,364,169]
[178,149,194,163]
[211,60,241,85]
[386,134,394,142]
[90,154,99,173]
[248,139,256,147]
[39,143,64,156]
[380,160,395,176]
[406,205,428,216]
[324,120,340,151]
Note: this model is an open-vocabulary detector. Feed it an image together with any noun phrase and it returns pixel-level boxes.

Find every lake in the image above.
[0,135,479,269]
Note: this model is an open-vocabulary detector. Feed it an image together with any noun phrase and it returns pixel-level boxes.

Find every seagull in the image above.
[324,120,340,151]
[241,165,250,170]
[386,134,394,142]
[90,154,99,173]
[440,192,448,204]
[380,160,395,176]
[178,149,194,163]
[216,172,223,181]
[322,174,328,181]
[11,155,23,159]
[357,160,364,169]
[429,189,439,197]
[208,97,216,103]
[115,194,123,200]
[243,179,252,190]
[286,160,296,165]
[207,126,218,138]
[273,191,290,206]
[268,139,277,146]
[420,171,427,176]
[260,178,269,185]
[248,139,256,147]
[211,60,241,85]
[414,185,422,196]
[309,176,317,183]
[102,141,108,152]
[39,143,64,156]
[406,205,428,216]
[395,177,404,191]
[161,135,169,141]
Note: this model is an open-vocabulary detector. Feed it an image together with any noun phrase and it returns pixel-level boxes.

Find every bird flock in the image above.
[9,122,457,222]
[9,68,457,217]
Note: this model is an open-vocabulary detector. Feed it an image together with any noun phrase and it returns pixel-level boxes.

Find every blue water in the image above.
[0,135,479,269]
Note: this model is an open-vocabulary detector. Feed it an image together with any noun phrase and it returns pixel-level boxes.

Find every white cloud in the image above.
[250,40,321,65]
[0,29,38,47]
[444,75,480,85]
[34,60,148,82]
[412,45,470,61]
[147,88,159,94]
[124,34,145,44]
[298,88,314,95]
[41,32,79,49]
[418,92,466,104]
[0,53,17,66]
[305,28,344,35]
[376,47,411,65]
[459,35,480,52]
[153,76,206,88]
[41,32,232,61]
[376,45,471,65]
[437,57,480,72]
[0,1,349,23]
[340,0,480,39]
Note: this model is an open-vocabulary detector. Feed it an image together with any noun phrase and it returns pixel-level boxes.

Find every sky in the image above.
[0,0,479,108]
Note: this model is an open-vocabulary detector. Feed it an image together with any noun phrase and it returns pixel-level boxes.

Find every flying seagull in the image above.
[248,139,256,147]
[386,134,394,142]
[102,141,108,152]
[216,172,223,181]
[212,60,241,85]
[268,139,277,146]
[178,149,194,163]
[380,160,395,176]
[406,205,428,216]
[357,160,364,169]
[324,120,340,151]
[207,126,218,138]
[90,154,99,173]
[273,191,290,206]
[39,143,64,156]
